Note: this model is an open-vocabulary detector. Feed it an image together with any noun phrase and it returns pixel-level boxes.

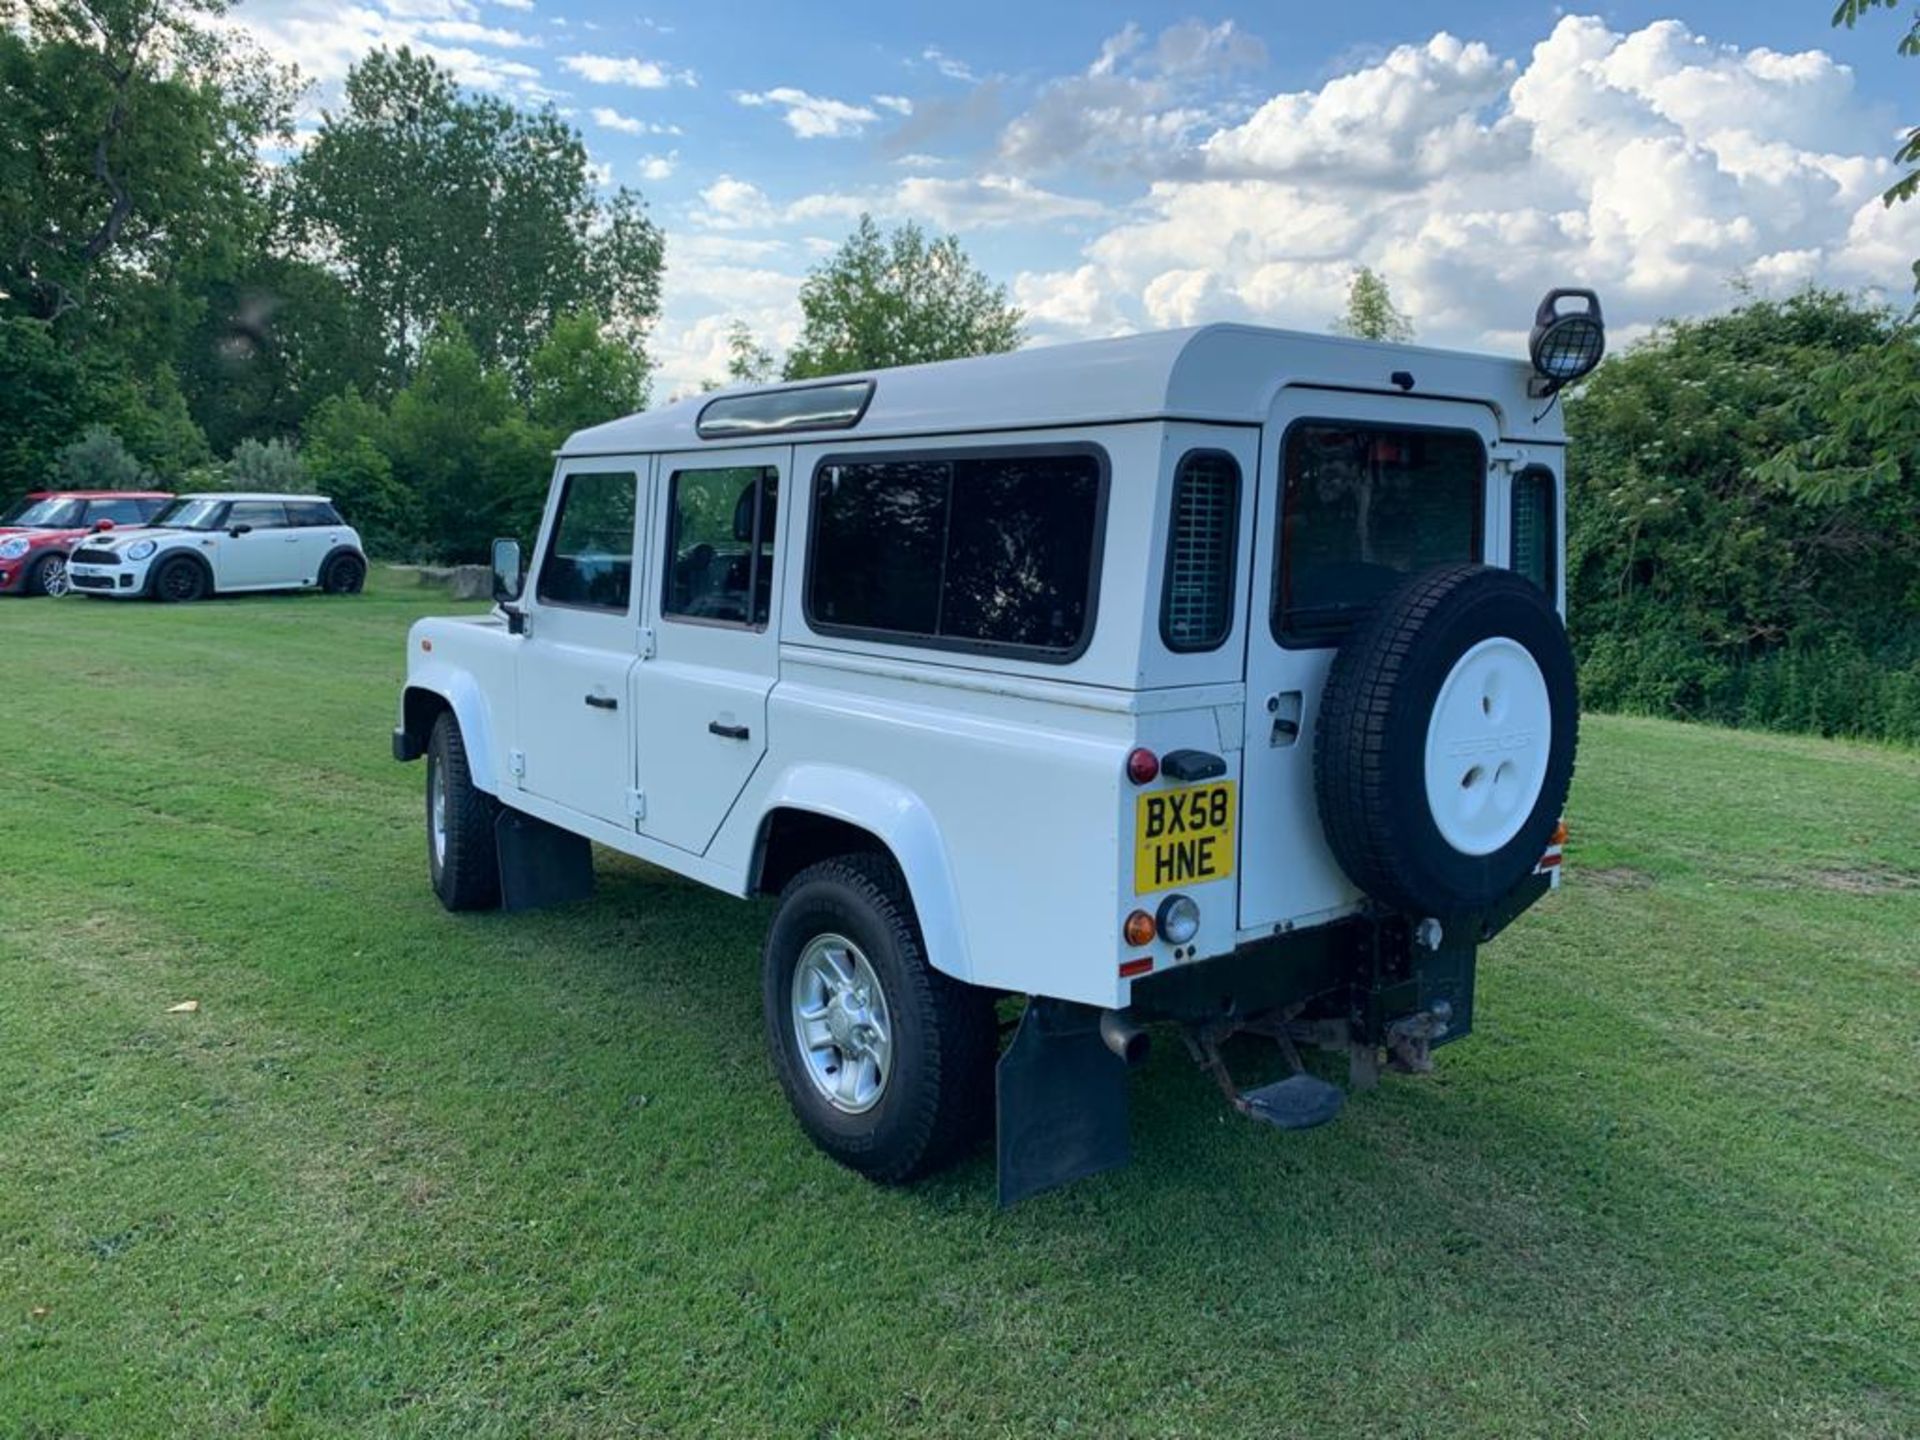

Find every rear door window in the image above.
[663,466,779,628]
[1274,423,1483,646]
[84,498,152,526]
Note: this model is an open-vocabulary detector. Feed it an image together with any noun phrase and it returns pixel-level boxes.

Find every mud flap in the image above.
[995,999,1130,1208]
[495,808,595,912]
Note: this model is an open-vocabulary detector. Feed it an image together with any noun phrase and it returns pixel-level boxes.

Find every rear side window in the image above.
[537,470,637,611]
[1275,423,1483,646]
[136,498,169,521]
[286,501,343,527]
[84,498,151,525]
[1511,467,1557,598]
[1161,450,1240,653]
[664,466,779,628]
[806,446,1105,661]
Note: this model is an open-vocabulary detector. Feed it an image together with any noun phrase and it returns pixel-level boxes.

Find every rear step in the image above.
[1182,1010,1348,1131]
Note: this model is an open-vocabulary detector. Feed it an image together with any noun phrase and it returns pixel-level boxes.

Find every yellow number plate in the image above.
[1134,781,1236,894]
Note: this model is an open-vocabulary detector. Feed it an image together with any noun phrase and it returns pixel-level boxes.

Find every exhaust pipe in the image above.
[1099,1008,1150,1068]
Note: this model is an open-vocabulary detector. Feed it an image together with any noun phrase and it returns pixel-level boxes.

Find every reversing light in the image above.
[1125,748,1160,785]
[1123,910,1157,947]
[1528,289,1605,391]
[1156,894,1200,945]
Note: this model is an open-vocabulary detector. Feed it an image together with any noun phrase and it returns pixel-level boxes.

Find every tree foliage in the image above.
[1332,267,1414,342]
[784,216,1022,379]
[1566,290,1920,740]
[50,423,148,489]
[1832,2,1920,218]
[289,48,664,384]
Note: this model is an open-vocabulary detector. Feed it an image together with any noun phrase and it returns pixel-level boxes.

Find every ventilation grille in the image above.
[1163,451,1239,652]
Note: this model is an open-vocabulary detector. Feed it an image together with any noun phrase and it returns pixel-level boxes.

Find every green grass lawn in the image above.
[2,573,1916,1438]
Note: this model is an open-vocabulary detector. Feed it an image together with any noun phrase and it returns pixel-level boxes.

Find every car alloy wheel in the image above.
[39,555,70,598]
[790,932,894,1115]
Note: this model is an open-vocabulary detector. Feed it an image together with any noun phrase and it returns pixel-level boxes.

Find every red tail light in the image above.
[1126,748,1159,785]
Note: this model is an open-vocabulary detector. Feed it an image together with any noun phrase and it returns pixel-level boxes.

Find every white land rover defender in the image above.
[394,292,1603,1204]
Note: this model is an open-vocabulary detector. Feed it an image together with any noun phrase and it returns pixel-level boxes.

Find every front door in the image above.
[631,446,786,855]
[514,462,646,826]
[1239,389,1501,930]
[216,500,293,588]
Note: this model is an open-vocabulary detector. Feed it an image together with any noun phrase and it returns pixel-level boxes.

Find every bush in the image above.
[224,437,309,491]
[49,425,150,490]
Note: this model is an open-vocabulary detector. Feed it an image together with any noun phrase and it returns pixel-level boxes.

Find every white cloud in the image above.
[493,0,534,9]
[921,46,976,83]
[591,106,644,134]
[692,173,1100,233]
[1009,16,1920,349]
[218,0,550,94]
[738,87,880,140]
[638,151,677,182]
[563,52,694,88]
[418,19,537,47]
[693,176,781,230]
[873,94,914,116]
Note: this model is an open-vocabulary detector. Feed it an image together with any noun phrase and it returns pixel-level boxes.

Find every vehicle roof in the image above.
[24,490,174,500]
[562,322,1566,459]
[177,492,333,503]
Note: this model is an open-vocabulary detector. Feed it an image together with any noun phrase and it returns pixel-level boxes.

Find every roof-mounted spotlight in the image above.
[1527,288,1605,396]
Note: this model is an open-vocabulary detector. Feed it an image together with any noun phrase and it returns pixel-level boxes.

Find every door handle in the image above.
[708,721,750,740]
[584,694,619,711]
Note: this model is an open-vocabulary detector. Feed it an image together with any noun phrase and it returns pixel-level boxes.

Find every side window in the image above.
[1511,467,1557,598]
[286,501,341,527]
[663,466,778,628]
[807,447,1105,660]
[536,470,637,611]
[1275,423,1483,646]
[228,501,290,531]
[85,498,150,526]
[1160,450,1240,653]
[136,498,169,522]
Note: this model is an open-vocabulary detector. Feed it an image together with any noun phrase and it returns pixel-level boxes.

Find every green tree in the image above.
[526,309,650,438]
[725,320,777,385]
[1331,266,1414,342]
[288,49,664,385]
[224,436,307,491]
[784,215,1022,379]
[50,423,147,489]
[302,387,418,555]
[1565,289,1920,739]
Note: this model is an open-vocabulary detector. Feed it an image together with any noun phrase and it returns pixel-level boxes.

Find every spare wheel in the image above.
[1314,563,1577,917]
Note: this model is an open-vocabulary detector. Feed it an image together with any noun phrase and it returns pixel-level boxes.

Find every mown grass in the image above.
[1,572,1916,1438]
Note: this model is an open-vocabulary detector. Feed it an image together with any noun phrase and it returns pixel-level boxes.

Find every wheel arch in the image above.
[749,766,972,985]
[399,668,502,796]
[147,544,214,595]
[320,542,367,574]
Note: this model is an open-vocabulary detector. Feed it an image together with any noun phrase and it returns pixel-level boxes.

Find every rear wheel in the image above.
[152,554,208,603]
[426,711,500,911]
[27,553,69,597]
[321,552,366,595]
[762,855,996,1183]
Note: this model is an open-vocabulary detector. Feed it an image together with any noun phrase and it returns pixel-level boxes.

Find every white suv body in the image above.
[396,316,1592,1203]
[65,493,366,601]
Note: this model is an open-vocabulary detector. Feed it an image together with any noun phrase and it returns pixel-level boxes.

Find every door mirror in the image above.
[491,537,524,603]
[228,523,252,537]
[91,518,116,533]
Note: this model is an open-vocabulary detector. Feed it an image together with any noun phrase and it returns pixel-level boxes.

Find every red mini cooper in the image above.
[0,490,174,596]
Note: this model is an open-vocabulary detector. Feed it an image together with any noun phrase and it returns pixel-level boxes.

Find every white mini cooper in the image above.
[65,493,367,601]
[395,292,1604,1204]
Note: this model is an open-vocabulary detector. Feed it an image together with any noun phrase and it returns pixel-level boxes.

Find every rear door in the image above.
[1239,388,1501,930]
[631,447,786,855]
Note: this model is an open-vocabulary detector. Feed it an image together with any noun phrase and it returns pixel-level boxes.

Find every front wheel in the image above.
[28,553,69,597]
[321,552,366,595]
[151,555,208,603]
[426,712,500,911]
[762,855,996,1184]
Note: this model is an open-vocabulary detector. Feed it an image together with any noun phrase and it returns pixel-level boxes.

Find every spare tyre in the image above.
[1315,563,1577,917]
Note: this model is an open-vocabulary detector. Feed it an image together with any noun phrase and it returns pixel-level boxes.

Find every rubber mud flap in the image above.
[996,999,1130,1207]
[495,808,595,912]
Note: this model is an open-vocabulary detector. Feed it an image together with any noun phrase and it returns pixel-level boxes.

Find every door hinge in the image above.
[637,626,656,659]
[627,789,647,821]
[509,747,526,780]
[1489,442,1526,470]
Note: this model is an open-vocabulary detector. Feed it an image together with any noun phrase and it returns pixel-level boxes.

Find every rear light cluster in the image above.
[1125,747,1159,785]
[1122,892,1201,949]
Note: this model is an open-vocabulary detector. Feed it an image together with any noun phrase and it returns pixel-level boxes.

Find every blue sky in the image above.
[234,1,1919,396]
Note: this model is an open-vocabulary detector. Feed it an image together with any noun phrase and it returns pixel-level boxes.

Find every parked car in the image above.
[394,291,1605,1205]
[64,492,366,601]
[0,490,173,597]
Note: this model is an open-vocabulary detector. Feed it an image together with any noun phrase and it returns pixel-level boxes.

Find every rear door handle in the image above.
[584,694,618,711]
[708,721,750,740]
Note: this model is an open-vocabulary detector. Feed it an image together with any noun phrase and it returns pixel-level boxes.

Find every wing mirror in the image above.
[228,523,253,537]
[491,537,524,603]
[91,518,116,533]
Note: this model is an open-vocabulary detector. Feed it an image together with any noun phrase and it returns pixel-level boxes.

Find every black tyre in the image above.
[1315,563,1577,917]
[763,855,997,1184]
[151,554,209,603]
[26,552,69,597]
[426,711,500,911]
[321,551,366,595]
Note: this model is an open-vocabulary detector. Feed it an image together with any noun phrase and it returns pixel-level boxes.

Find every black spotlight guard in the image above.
[995,998,1131,1208]
[495,808,596,913]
